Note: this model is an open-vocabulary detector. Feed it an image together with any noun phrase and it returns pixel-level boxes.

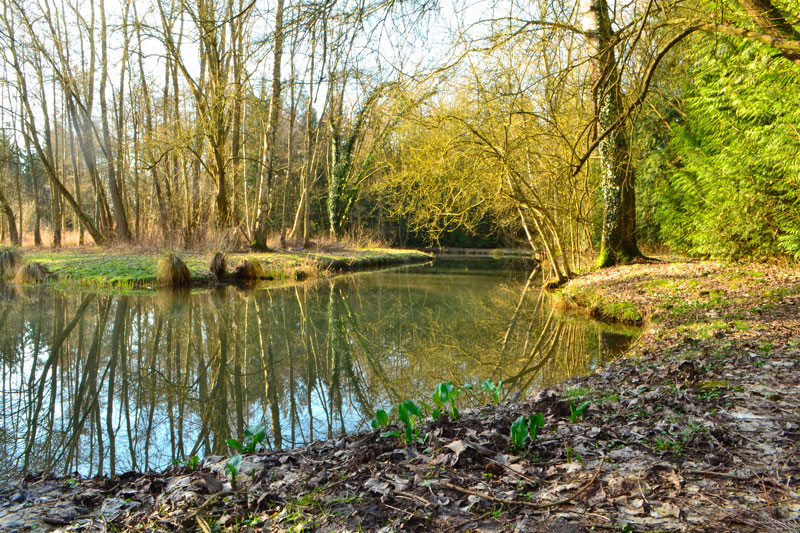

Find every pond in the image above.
[0,257,636,479]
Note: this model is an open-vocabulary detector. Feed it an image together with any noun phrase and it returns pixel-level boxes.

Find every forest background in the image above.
[0,0,798,279]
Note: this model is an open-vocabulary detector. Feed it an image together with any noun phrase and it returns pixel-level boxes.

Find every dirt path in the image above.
[2,259,799,532]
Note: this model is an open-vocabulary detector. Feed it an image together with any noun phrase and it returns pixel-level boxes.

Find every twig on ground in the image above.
[441,457,605,511]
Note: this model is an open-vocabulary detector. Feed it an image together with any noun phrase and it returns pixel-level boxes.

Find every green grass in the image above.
[25,251,210,288]
[559,286,644,324]
[599,300,642,323]
[21,248,431,290]
[564,386,593,399]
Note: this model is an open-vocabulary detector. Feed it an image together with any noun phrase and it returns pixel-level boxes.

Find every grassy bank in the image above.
[9,247,431,289]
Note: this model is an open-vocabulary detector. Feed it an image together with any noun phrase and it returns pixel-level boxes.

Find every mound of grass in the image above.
[157,254,191,287]
[234,259,267,280]
[14,262,50,284]
[209,252,227,281]
[0,246,22,277]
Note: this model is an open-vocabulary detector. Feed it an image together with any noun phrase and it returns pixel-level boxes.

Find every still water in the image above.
[0,258,635,478]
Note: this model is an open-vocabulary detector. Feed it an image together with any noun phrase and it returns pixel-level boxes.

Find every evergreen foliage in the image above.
[649,36,800,260]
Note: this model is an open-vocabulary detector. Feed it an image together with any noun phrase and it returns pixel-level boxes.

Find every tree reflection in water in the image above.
[0,259,635,478]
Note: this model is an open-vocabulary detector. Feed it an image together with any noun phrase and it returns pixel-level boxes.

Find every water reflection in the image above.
[0,259,635,478]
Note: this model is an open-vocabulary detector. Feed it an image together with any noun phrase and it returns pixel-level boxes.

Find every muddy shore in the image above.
[1,258,798,532]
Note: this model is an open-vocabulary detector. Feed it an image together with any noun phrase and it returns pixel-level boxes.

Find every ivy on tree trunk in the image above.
[580,0,641,267]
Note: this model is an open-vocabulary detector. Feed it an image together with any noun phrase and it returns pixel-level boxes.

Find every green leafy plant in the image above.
[569,401,590,423]
[510,416,529,451]
[370,409,390,429]
[480,379,504,404]
[181,455,200,469]
[432,381,464,421]
[381,400,423,444]
[225,455,243,490]
[528,412,545,440]
[510,413,546,451]
[227,423,266,453]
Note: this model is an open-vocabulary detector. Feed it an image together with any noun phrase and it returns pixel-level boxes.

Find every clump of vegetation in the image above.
[564,386,593,399]
[380,400,423,444]
[558,287,644,324]
[431,381,468,421]
[0,246,22,277]
[157,254,191,287]
[598,301,642,323]
[292,261,319,281]
[510,413,545,452]
[173,455,201,470]
[209,252,227,281]
[14,262,50,284]
[234,259,267,280]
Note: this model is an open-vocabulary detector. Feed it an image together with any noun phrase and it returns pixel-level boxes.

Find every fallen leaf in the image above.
[364,478,391,496]
[203,475,223,494]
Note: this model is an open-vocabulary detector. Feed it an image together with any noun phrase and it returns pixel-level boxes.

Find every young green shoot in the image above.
[528,413,545,440]
[370,409,390,429]
[381,400,424,444]
[569,401,591,423]
[481,379,504,405]
[432,381,464,421]
[510,413,546,452]
[511,416,529,451]
[227,423,266,453]
[225,455,243,490]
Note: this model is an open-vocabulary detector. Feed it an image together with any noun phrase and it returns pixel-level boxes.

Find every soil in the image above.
[1,258,799,532]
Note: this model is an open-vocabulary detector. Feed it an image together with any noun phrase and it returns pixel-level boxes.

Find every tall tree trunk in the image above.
[230,0,245,233]
[9,81,23,245]
[22,109,42,246]
[134,4,170,236]
[580,0,640,267]
[68,117,85,245]
[280,42,298,248]
[253,0,285,250]
[99,0,131,241]
[302,25,317,249]
[50,78,62,248]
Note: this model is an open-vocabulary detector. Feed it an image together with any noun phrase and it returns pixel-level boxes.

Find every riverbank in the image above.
[5,246,431,289]
[1,258,798,531]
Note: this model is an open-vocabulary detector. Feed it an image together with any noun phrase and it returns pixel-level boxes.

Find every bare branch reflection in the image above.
[0,259,634,478]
